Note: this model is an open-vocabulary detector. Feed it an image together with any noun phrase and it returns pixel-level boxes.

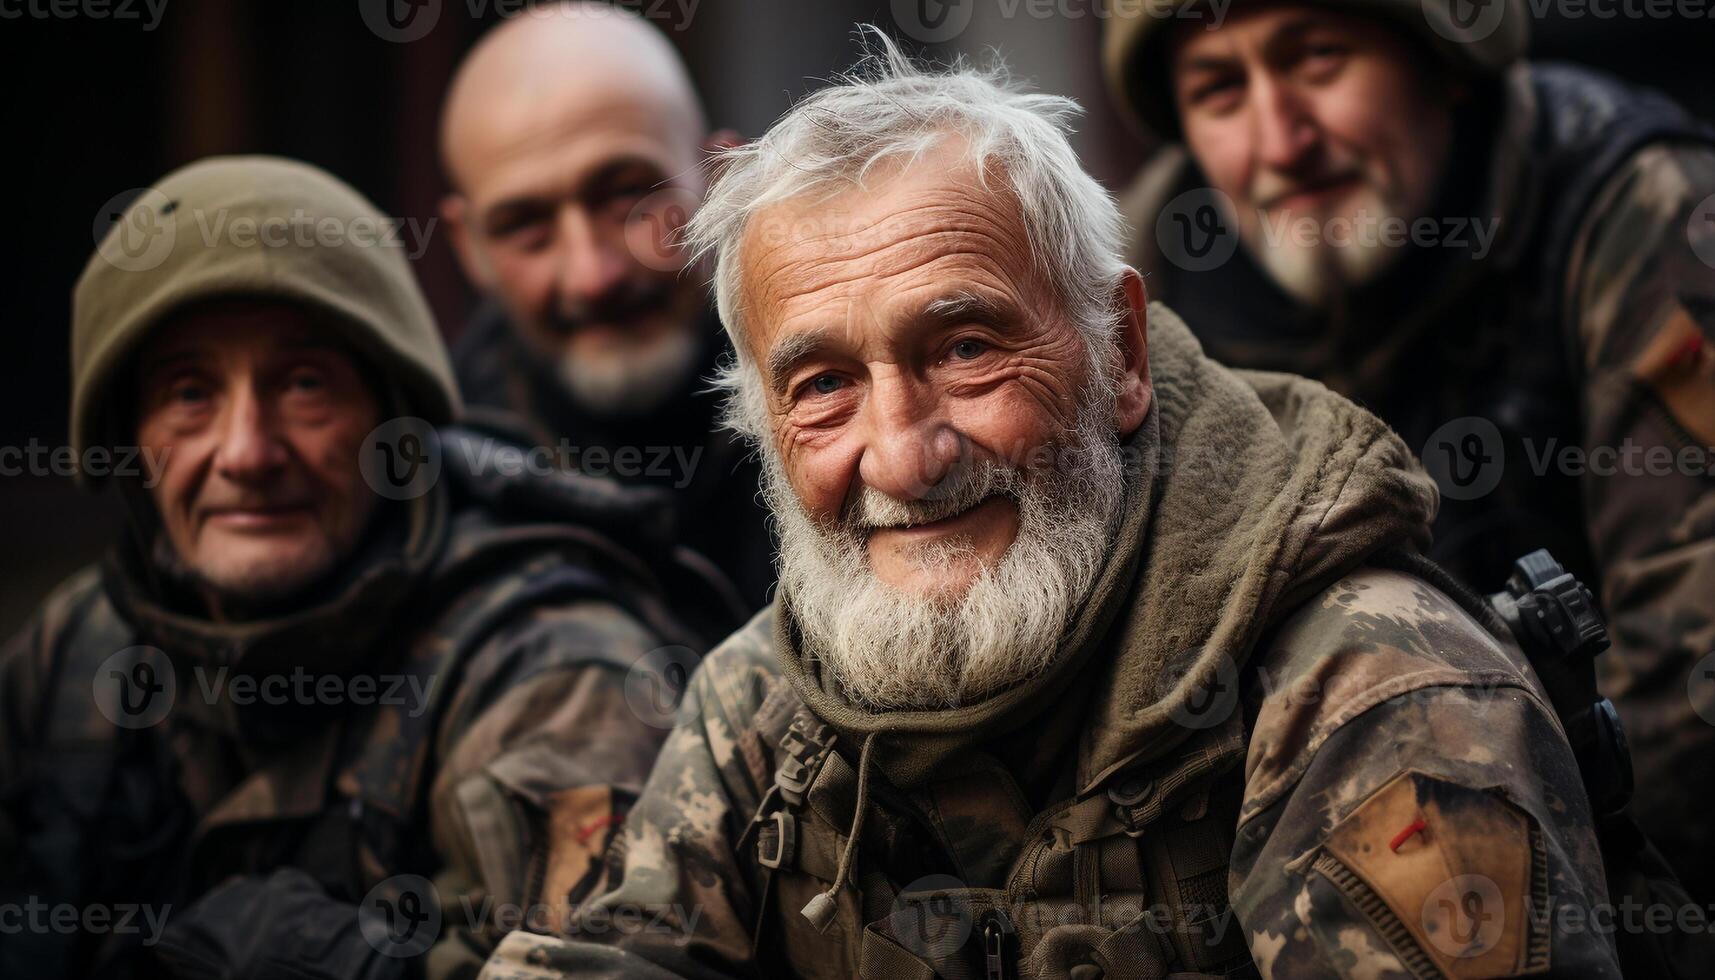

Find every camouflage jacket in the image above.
[480,308,1619,978]
[1122,61,1715,901]
[0,426,712,980]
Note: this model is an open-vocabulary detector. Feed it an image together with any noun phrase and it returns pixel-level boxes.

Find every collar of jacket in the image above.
[768,305,1437,797]
[100,481,449,741]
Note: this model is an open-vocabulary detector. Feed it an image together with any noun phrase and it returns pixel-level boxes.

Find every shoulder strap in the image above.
[1526,63,1715,356]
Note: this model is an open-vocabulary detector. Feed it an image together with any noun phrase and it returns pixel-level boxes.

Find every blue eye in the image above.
[951,339,986,360]
[810,375,844,395]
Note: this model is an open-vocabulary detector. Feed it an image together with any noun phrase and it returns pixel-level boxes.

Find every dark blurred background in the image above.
[2,0,1712,636]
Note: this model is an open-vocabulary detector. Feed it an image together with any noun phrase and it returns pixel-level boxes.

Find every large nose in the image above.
[855,367,965,502]
[211,385,288,483]
[1251,72,1321,174]
[554,205,630,306]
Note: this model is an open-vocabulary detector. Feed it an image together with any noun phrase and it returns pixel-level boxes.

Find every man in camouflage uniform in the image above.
[481,37,1621,978]
[439,2,772,616]
[0,156,723,978]
[1105,0,1715,898]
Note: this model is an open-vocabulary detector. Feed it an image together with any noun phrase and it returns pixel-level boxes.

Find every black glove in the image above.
[151,868,424,980]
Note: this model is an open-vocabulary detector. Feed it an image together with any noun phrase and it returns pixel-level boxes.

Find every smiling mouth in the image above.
[202,504,313,529]
[1260,174,1362,211]
[866,495,1008,538]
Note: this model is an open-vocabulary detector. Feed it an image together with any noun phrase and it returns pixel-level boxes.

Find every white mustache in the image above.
[845,461,1020,531]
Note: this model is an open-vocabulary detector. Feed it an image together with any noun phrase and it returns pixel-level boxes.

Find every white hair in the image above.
[685,28,1132,441]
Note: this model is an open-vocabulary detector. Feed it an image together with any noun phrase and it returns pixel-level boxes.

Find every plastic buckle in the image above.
[979,908,1016,980]
[757,810,797,870]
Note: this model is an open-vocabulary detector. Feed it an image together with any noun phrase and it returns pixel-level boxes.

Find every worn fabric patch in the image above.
[1632,303,1715,446]
[542,784,618,914]
[1321,770,1547,978]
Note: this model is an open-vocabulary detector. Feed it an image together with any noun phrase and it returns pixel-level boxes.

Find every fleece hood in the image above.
[770,304,1438,795]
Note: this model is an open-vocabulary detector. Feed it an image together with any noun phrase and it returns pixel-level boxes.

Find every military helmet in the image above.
[71,155,460,483]
[1103,0,1529,139]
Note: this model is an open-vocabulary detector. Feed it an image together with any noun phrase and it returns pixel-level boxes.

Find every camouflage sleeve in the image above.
[477,615,780,980]
[1231,568,1620,978]
[420,599,678,979]
[1568,143,1715,898]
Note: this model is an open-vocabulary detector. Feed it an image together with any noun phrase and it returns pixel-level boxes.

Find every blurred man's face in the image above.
[1170,5,1455,306]
[445,86,709,417]
[738,142,1151,708]
[135,302,381,608]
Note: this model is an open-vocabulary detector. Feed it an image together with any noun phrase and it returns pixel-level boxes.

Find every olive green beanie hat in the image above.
[1104,0,1529,139]
[72,155,459,482]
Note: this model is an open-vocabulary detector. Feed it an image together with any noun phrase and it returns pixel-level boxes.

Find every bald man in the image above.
[441,2,771,620]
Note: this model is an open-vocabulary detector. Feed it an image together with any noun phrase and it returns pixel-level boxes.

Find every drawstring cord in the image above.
[800,729,879,932]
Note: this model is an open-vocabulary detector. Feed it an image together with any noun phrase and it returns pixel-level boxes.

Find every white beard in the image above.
[555,323,701,418]
[766,401,1126,711]
[1248,188,1406,309]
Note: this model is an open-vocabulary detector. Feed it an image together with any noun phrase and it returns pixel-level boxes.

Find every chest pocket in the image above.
[745,705,1259,979]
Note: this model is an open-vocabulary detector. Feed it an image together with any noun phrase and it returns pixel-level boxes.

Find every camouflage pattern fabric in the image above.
[1122,61,1715,901]
[0,477,693,980]
[477,307,1619,979]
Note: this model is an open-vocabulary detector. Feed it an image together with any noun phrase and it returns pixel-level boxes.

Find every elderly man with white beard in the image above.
[481,35,1621,980]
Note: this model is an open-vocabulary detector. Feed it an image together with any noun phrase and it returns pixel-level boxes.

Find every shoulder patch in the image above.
[1317,770,1550,978]
[1631,302,1715,446]
[543,784,619,911]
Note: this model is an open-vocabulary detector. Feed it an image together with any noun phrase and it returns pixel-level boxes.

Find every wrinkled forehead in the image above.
[735,151,1049,360]
[454,79,702,208]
